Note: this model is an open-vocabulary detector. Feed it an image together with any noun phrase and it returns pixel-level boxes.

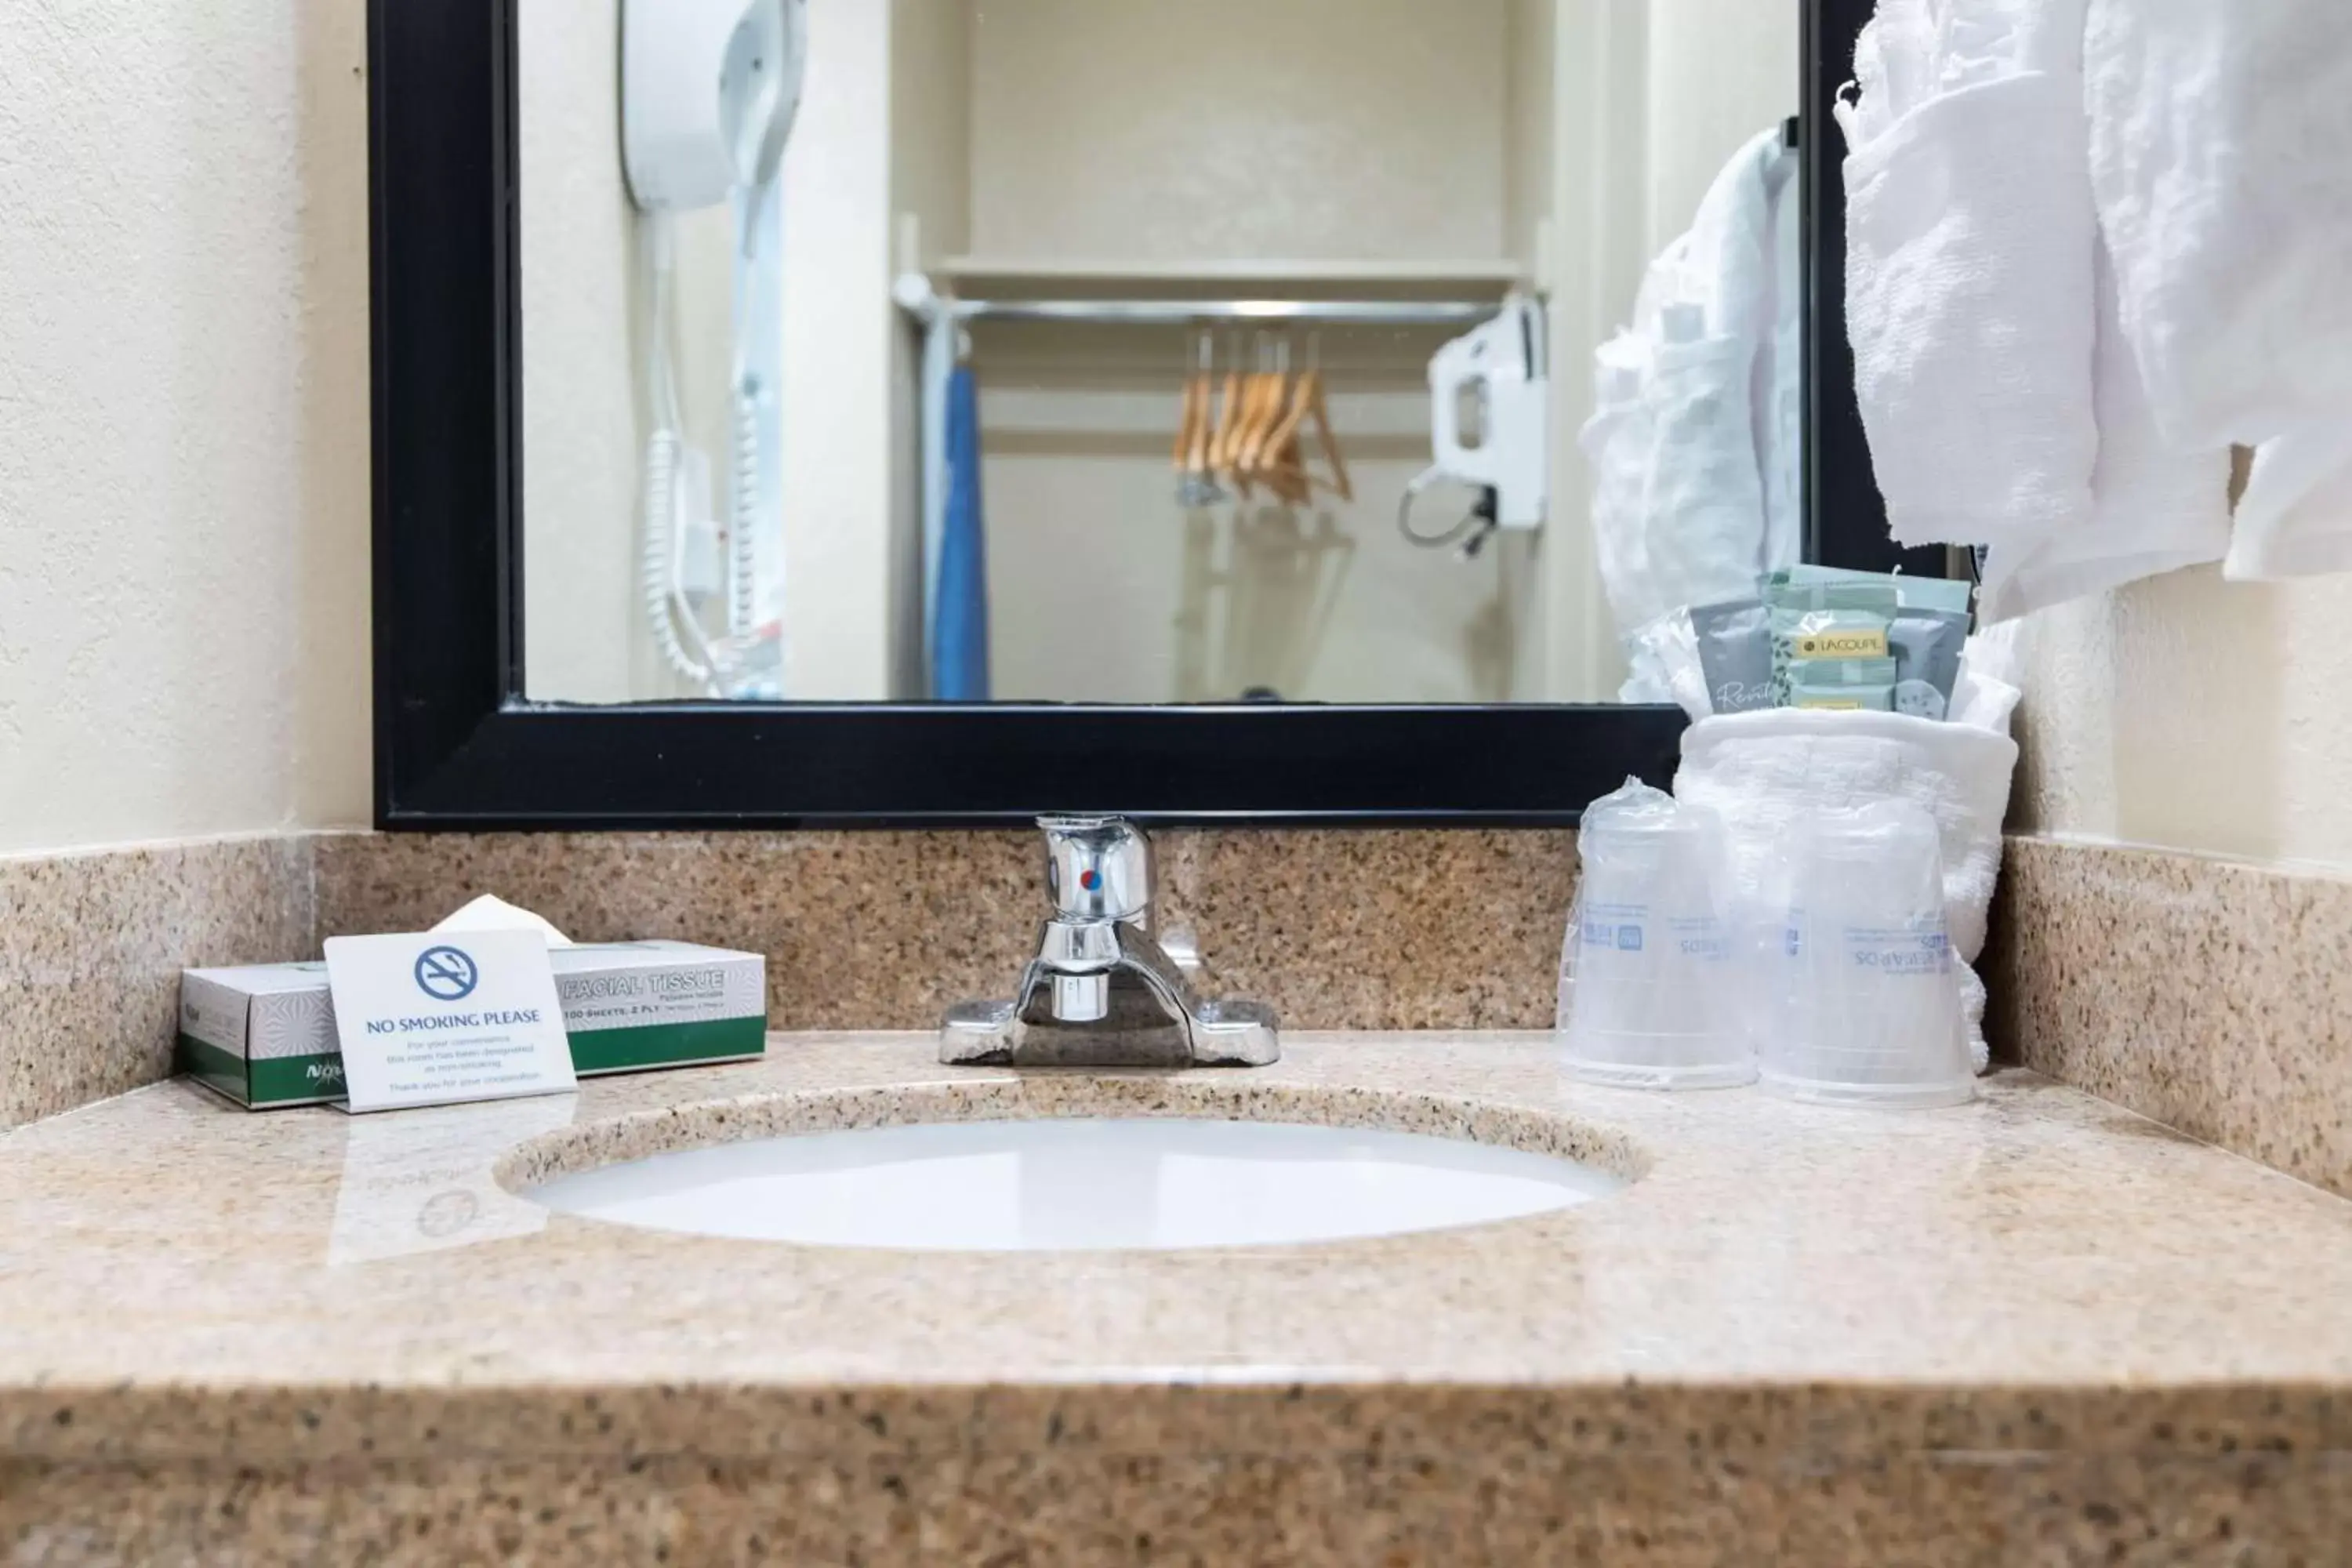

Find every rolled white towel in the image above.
[1675,710,2020,1071]
[2225,429,2352,583]
[1841,65,2099,554]
[1978,238,2233,622]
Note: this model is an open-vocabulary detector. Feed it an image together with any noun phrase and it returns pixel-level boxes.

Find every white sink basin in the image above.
[526,1117,1624,1252]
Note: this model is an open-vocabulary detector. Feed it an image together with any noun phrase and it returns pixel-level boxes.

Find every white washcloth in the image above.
[1841,65,2099,554]
[1675,710,2020,1071]
[2226,429,2352,582]
[2086,0,2352,452]
[1978,238,2234,622]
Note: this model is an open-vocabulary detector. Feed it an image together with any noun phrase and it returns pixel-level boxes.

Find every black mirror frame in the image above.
[368,0,1882,831]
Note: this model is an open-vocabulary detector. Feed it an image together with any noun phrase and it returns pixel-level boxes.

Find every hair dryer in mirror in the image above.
[1403,294,1550,559]
[621,0,808,697]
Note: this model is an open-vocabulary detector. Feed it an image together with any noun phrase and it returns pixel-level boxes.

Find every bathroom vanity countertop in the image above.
[6,1032,2352,1477]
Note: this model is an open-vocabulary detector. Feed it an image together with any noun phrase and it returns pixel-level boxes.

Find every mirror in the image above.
[516,0,1802,708]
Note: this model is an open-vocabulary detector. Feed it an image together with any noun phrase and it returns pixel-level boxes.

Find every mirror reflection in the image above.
[520,0,1801,705]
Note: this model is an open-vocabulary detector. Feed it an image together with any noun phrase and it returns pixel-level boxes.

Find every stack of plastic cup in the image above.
[1559,780,1753,1090]
[1760,801,1974,1108]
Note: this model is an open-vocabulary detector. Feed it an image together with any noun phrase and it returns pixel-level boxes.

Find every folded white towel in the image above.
[1978,239,2234,622]
[1842,67,2100,554]
[1840,0,1936,146]
[2225,429,2352,582]
[1581,341,1660,638]
[1932,0,2082,82]
[1760,153,1804,577]
[1640,330,1771,617]
[1675,710,2020,1071]
[1590,127,1798,652]
[2086,0,2352,450]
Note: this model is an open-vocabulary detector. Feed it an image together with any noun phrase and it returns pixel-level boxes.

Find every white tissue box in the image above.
[177,942,768,1109]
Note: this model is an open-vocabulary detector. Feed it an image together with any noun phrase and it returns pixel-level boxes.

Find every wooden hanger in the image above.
[1172,339,1206,479]
[1174,329,1228,507]
[1302,334,1352,503]
[1225,332,1272,493]
[1236,332,1291,480]
[1184,330,1216,481]
[1209,329,1249,490]
[1255,332,1348,505]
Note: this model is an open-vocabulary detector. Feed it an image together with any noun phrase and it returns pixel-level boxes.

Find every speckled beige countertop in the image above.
[9,1033,2352,1564]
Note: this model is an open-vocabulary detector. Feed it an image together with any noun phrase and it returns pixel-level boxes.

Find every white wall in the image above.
[0,0,372,854]
[1533,0,1796,703]
[2012,564,2352,867]
[1642,0,1799,254]
[967,0,1512,265]
[773,0,898,700]
[1506,0,1560,273]
[887,0,974,697]
[519,0,642,705]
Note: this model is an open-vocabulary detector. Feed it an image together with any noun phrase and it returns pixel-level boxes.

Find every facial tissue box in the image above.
[177,941,768,1109]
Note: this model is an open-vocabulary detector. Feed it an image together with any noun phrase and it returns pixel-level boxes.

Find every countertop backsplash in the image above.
[2,828,1579,1131]
[13,824,2352,1207]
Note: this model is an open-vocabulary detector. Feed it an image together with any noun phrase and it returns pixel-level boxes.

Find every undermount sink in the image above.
[524,1116,1625,1252]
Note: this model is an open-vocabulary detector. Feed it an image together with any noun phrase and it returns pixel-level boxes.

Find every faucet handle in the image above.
[1038,815,1151,923]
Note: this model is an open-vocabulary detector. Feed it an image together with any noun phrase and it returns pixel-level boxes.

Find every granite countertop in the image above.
[6,1031,2352,1475]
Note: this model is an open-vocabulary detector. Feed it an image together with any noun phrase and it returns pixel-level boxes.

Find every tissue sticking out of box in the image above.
[431,894,572,948]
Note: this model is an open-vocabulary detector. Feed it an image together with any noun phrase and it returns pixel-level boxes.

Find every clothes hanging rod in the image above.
[902,294,1504,328]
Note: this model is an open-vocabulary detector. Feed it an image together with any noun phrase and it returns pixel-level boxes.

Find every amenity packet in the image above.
[1789,655,1898,711]
[1767,579,1896,703]
[1690,599,1775,714]
[1889,606,1968,718]
[1777,567,1973,719]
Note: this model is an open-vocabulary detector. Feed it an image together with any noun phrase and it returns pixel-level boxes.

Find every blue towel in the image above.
[932,365,991,701]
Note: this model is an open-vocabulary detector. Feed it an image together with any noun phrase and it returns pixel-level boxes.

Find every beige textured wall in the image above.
[518,0,644,705]
[773,0,899,700]
[0,0,372,854]
[887,0,974,697]
[2012,567,2352,866]
[967,0,1513,265]
[1643,0,1798,253]
[1507,0,1560,273]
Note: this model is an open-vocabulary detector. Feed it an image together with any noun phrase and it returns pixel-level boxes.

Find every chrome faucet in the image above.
[941,815,1279,1068]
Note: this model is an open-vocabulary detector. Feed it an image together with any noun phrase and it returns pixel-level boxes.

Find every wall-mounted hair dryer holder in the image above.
[1426,292,1551,534]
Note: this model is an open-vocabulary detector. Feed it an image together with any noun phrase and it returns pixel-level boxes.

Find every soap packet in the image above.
[1778,566,1973,720]
[1767,578,1896,704]
[1690,599,1776,715]
[1789,655,1898,711]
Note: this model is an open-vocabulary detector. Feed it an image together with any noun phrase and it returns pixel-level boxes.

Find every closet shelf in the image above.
[932,256,1532,296]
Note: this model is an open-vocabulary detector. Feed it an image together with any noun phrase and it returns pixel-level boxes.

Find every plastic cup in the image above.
[1760,802,1973,1109]
[1559,792,1753,1089]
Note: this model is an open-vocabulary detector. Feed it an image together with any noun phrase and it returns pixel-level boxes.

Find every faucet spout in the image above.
[941,816,1279,1068]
